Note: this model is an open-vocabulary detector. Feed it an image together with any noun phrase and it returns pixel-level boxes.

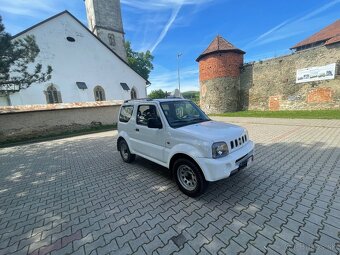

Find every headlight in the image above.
[212,142,229,159]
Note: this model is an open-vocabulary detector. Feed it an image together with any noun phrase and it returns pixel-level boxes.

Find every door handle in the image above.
[135,128,139,132]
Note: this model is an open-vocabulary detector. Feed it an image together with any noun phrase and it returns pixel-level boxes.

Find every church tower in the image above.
[84,0,127,61]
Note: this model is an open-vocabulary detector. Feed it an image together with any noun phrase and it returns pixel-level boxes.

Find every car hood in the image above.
[177,120,245,142]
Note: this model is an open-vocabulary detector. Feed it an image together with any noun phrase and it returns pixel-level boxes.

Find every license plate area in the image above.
[238,155,254,170]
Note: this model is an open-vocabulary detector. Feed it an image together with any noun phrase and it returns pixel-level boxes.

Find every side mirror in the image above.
[147,118,163,129]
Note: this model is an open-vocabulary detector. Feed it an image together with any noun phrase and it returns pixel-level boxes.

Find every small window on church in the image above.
[94,86,106,101]
[45,85,62,104]
[108,33,116,46]
[66,37,75,42]
[131,88,137,99]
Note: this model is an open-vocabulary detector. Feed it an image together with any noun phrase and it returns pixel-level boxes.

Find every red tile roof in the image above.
[196,35,245,62]
[291,19,340,49]
[325,34,340,45]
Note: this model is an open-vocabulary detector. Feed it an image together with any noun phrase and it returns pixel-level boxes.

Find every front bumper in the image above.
[196,141,255,182]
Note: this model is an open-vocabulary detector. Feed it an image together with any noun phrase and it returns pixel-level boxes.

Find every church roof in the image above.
[12,10,150,84]
[291,19,340,49]
[196,35,245,62]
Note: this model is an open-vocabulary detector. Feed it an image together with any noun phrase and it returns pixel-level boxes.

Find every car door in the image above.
[130,104,166,163]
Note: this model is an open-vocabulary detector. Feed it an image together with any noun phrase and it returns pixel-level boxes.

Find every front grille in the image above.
[230,134,247,150]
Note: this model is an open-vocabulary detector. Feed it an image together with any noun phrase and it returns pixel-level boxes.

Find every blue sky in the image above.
[0,0,339,93]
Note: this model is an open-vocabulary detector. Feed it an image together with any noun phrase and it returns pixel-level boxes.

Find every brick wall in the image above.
[240,43,340,111]
[199,52,243,81]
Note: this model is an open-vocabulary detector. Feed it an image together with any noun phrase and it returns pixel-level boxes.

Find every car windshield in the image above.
[160,100,210,128]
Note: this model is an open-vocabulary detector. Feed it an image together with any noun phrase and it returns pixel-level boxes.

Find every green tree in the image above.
[148,89,167,99]
[0,16,52,93]
[125,41,153,80]
[182,91,200,105]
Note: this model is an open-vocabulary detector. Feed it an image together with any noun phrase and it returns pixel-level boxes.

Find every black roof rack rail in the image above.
[124,98,153,103]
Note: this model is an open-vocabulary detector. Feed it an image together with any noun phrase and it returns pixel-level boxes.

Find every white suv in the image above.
[117,98,254,197]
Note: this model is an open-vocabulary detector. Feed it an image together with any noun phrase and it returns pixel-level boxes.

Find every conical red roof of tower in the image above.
[196,35,245,62]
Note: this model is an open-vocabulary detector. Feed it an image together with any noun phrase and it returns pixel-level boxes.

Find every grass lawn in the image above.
[211,110,340,119]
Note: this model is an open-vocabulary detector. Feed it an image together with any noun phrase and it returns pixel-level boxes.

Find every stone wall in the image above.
[200,77,240,114]
[0,101,122,143]
[240,43,340,111]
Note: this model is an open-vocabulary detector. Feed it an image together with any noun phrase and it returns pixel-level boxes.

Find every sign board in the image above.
[296,63,336,83]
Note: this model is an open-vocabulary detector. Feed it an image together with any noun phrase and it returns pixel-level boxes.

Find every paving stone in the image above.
[219,239,245,254]
[156,241,179,255]
[142,236,164,254]
[187,233,209,253]
[267,236,291,255]
[200,224,220,241]
[232,230,254,249]
[116,229,135,249]
[241,244,263,255]
[113,243,133,255]
[128,233,150,252]
[73,234,94,251]
[84,236,106,255]
[315,234,339,253]
[250,233,272,253]
[289,239,314,255]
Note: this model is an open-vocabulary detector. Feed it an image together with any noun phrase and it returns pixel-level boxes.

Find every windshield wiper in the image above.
[190,118,209,123]
[171,120,188,124]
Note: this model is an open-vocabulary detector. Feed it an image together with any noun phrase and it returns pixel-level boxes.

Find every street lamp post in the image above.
[177,53,182,93]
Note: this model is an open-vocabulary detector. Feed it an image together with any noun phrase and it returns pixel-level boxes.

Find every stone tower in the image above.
[84,0,127,61]
[196,35,245,114]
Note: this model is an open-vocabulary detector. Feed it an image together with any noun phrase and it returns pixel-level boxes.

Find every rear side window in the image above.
[119,105,134,123]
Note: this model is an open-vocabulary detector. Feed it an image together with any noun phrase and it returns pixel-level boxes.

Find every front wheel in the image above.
[173,158,207,197]
[119,139,135,163]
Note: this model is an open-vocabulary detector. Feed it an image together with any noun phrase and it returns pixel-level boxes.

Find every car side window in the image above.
[119,105,134,123]
[136,105,159,126]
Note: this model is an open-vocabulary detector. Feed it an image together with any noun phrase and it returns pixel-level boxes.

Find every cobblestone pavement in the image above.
[0,117,339,255]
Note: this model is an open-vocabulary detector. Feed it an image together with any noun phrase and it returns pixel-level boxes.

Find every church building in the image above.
[0,0,148,106]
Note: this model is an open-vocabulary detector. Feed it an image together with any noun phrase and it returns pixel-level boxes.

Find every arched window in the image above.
[131,88,137,99]
[45,85,62,104]
[94,86,106,101]
[108,33,116,46]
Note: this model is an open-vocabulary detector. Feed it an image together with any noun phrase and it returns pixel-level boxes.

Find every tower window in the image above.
[45,85,62,104]
[66,37,76,42]
[94,86,106,101]
[108,33,116,46]
[131,88,137,99]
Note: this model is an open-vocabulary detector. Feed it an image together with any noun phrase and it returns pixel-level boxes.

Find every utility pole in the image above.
[177,53,182,93]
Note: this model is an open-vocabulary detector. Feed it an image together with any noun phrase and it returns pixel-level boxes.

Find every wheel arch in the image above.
[169,153,206,180]
[117,136,125,150]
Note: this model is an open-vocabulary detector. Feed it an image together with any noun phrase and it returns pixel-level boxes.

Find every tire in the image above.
[119,139,136,163]
[173,158,207,197]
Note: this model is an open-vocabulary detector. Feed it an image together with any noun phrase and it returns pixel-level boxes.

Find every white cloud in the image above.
[150,5,181,52]
[0,0,56,17]
[121,0,213,11]
[245,0,340,49]
[122,0,213,52]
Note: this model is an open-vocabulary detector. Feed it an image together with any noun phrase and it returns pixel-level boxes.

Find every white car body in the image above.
[117,98,255,182]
